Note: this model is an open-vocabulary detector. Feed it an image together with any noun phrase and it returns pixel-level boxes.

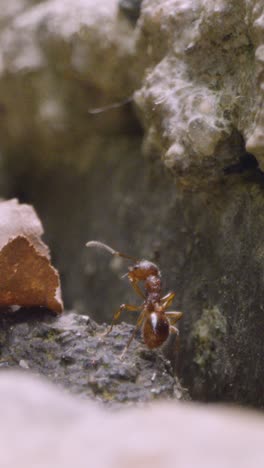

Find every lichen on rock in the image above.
[191,306,227,373]
[134,0,263,182]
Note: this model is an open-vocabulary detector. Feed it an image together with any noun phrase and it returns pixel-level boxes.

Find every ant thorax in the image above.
[144,275,161,293]
[144,274,162,311]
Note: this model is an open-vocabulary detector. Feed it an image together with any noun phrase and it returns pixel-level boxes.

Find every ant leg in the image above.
[101,303,141,337]
[166,311,183,340]
[168,324,181,356]
[119,311,145,360]
[161,292,175,301]
[130,280,145,299]
[161,292,176,308]
[165,311,183,324]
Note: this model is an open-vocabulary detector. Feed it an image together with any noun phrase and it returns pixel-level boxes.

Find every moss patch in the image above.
[191,306,227,373]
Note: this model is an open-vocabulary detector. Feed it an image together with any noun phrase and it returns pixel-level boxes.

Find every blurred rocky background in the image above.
[0,0,263,412]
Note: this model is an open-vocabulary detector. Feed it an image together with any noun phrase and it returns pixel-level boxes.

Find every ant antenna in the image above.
[86,241,138,261]
[87,96,133,115]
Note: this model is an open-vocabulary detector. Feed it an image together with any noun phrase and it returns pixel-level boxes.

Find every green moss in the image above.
[102,389,114,401]
[46,352,55,361]
[191,306,227,372]
[102,362,110,369]
[45,329,60,342]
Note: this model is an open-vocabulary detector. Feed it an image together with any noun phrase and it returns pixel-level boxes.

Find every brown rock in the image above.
[0,199,63,313]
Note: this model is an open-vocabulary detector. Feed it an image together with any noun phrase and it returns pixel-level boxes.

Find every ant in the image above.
[86,241,183,359]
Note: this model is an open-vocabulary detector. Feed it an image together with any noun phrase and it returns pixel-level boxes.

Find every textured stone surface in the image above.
[0,371,264,468]
[118,0,142,23]
[135,0,264,182]
[0,0,264,410]
[0,309,186,405]
[2,0,264,183]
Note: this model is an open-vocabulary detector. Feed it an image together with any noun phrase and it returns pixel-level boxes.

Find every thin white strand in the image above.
[87,96,133,115]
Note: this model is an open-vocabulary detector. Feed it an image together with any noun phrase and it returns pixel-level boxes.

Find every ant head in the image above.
[128,260,160,281]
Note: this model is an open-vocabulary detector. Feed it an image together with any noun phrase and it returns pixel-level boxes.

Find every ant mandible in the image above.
[86,241,183,359]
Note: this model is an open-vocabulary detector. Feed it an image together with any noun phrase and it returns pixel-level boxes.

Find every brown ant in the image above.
[86,241,183,359]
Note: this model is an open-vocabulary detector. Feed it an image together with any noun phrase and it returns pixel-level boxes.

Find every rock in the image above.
[0,0,264,411]
[0,371,263,468]
[135,0,264,183]
[118,0,142,23]
[1,0,264,184]
[0,309,186,405]
[0,199,63,313]
[0,0,139,178]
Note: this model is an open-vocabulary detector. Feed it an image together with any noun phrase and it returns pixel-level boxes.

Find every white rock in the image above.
[0,371,263,468]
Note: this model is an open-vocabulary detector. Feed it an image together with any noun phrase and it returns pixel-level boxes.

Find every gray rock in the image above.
[1,0,264,183]
[118,0,142,23]
[135,0,264,181]
[0,309,187,405]
[0,0,139,184]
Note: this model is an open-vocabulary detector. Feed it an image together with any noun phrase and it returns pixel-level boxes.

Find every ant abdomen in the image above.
[142,312,169,349]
